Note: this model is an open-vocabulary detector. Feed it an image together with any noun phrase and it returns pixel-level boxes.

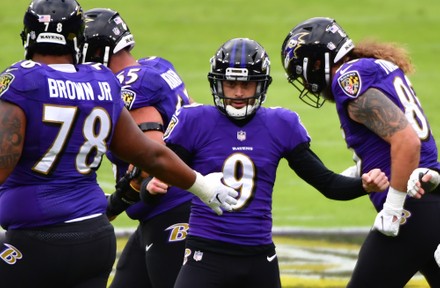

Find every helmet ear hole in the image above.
[208,38,272,120]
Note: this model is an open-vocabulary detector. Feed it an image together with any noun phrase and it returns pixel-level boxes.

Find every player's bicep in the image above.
[347,88,408,142]
[0,100,25,182]
[130,106,164,143]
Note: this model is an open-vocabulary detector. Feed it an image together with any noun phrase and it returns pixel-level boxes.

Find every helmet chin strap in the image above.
[103,46,111,67]
[81,43,89,63]
[23,33,30,59]
[225,105,255,120]
[73,37,80,64]
[324,52,330,87]
[302,57,309,82]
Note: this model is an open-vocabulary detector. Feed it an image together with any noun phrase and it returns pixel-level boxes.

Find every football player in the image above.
[0,1,237,287]
[281,17,440,287]
[82,8,194,288]
[158,37,388,288]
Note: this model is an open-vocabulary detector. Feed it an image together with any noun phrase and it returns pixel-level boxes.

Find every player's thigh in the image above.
[143,204,190,288]
[247,251,281,288]
[110,225,149,288]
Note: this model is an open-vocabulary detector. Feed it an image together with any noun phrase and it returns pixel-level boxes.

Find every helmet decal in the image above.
[283,32,308,71]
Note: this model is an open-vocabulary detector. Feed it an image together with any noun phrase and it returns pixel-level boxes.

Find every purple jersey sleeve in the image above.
[106,57,193,221]
[0,60,124,229]
[120,57,189,125]
[164,104,311,246]
[332,58,440,210]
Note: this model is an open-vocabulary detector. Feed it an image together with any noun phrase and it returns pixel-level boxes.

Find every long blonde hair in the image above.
[350,39,415,74]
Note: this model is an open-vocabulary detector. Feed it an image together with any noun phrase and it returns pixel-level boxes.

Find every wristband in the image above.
[140,176,162,205]
[384,187,407,209]
[186,171,210,202]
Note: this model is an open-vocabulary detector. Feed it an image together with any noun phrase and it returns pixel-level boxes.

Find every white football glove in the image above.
[434,244,440,267]
[187,171,238,215]
[372,187,406,237]
[340,165,359,177]
[407,168,440,197]
[340,153,361,177]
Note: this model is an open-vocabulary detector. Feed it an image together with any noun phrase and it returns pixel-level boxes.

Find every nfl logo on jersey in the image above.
[193,250,203,261]
[237,130,246,141]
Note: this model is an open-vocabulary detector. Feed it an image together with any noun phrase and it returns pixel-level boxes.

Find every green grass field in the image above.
[2,0,439,228]
[1,1,439,286]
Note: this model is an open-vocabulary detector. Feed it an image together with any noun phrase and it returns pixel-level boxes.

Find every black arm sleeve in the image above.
[285,143,367,200]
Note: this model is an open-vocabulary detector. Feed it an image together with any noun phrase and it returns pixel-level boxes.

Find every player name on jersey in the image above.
[48,79,114,101]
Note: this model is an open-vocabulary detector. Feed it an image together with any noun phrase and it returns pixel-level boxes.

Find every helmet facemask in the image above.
[209,69,267,120]
[81,39,112,66]
[285,53,331,108]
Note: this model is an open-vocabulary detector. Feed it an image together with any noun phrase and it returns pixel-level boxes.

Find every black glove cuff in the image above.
[140,176,163,205]
[106,185,140,218]
[106,191,130,218]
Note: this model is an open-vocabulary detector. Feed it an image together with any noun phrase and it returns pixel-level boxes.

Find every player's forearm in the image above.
[389,128,420,191]
[287,147,367,200]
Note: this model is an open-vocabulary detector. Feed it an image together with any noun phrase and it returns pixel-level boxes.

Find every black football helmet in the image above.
[21,0,84,64]
[208,38,272,120]
[82,8,135,66]
[281,17,354,108]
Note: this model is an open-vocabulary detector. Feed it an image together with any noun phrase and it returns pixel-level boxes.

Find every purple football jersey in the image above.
[0,60,124,229]
[332,58,440,210]
[164,104,311,246]
[106,57,192,221]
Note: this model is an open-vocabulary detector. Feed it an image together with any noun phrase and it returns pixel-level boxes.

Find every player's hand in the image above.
[407,168,440,199]
[139,176,168,204]
[372,204,402,236]
[146,177,169,195]
[188,172,238,215]
[361,168,389,192]
[372,187,406,237]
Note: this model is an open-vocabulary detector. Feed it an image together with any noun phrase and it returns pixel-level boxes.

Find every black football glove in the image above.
[106,167,141,219]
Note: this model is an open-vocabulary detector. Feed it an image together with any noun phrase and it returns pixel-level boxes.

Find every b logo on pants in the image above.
[0,243,23,265]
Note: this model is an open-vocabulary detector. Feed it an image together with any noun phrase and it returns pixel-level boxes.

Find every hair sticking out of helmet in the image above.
[208,38,272,120]
[280,17,354,108]
[82,8,135,66]
[21,0,85,64]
